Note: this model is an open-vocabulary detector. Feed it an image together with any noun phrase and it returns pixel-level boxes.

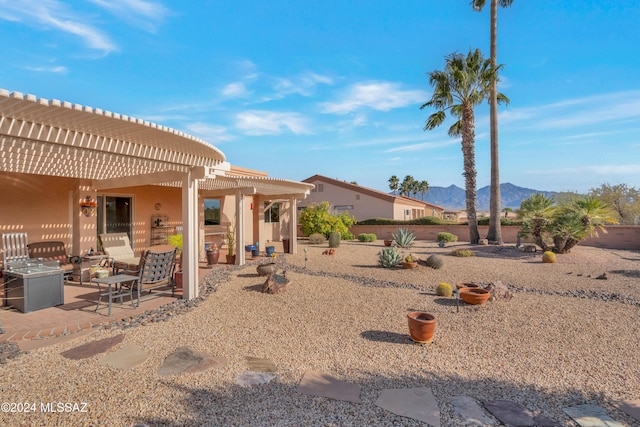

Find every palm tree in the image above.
[400,175,415,197]
[388,175,399,195]
[419,180,430,201]
[421,49,508,244]
[472,0,513,245]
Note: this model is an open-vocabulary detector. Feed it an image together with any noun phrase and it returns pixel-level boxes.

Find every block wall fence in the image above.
[297,225,640,251]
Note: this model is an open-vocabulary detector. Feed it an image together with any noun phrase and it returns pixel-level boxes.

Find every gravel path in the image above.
[1,241,639,426]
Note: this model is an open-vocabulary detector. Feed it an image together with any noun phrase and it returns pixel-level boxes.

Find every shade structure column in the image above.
[288,196,297,254]
[236,189,244,266]
[182,170,200,300]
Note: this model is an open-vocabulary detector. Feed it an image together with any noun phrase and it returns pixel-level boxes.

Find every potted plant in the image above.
[206,242,220,265]
[407,312,436,344]
[225,223,236,264]
[401,254,418,269]
[166,233,183,289]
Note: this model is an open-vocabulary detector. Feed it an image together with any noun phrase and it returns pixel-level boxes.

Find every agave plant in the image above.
[392,228,416,248]
[378,247,402,268]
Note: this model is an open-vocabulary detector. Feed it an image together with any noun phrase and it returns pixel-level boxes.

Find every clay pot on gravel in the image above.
[460,288,491,305]
[256,262,277,276]
[384,240,393,247]
[407,312,436,344]
[456,282,480,290]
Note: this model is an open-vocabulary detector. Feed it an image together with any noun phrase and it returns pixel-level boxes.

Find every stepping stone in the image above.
[483,400,560,426]
[451,395,495,426]
[235,371,276,386]
[99,344,148,370]
[613,400,640,423]
[375,387,440,427]
[60,334,125,360]
[157,346,228,376]
[245,356,277,372]
[563,404,623,427]
[297,370,361,403]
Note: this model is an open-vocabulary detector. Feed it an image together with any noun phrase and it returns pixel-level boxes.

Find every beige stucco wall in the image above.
[299,179,394,220]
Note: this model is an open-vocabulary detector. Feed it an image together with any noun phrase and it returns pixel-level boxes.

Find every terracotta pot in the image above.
[456,282,480,290]
[226,255,236,265]
[460,288,491,305]
[407,312,436,344]
[174,271,183,290]
[256,262,277,276]
[401,261,418,269]
[206,249,219,265]
[384,240,393,247]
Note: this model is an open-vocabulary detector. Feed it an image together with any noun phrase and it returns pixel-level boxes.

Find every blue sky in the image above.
[1,1,639,193]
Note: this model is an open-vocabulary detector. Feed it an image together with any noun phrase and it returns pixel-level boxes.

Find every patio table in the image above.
[93,274,138,316]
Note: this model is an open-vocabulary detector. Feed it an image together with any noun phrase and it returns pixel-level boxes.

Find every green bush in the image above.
[476,216,524,226]
[358,233,377,242]
[299,201,356,240]
[450,248,475,257]
[358,216,456,226]
[308,233,326,244]
[437,232,458,243]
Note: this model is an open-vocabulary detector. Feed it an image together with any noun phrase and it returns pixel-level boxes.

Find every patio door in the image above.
[97,195,133,245]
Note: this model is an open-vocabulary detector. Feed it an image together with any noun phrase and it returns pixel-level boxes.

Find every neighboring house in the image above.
[299,175,444,221]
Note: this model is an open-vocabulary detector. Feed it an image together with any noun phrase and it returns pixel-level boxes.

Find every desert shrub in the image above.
[358,217,456,226]
[450,249,475,257]
[437,232,458,243]
[436,282,453,297]
[299,201,356,240]
[476,216,523,226]
[425,254,444,269]
[358,233,377,242]
[308,233,326,244]
[392,228,416,248]
[378,247,402,268]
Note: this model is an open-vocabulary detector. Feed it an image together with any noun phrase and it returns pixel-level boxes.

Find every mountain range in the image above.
[420,183,558,211]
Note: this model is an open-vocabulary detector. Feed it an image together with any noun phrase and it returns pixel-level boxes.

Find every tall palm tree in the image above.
[388,175,399,195]
[400,175,415,197]
[419,180,430,201]
[472,0,513,244]
[421,49,508,244]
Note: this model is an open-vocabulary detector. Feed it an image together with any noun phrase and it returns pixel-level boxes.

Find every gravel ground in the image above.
[1,240,639,426]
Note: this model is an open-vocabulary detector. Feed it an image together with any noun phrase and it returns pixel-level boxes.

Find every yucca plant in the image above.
[392,228,416,248]
[378,247,402,268]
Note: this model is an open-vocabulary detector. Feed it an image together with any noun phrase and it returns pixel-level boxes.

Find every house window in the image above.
[317,184,324,192]
[204,199,221,225]
[265,202,280,223]
[355,194,360,200]
[335,205,354,211]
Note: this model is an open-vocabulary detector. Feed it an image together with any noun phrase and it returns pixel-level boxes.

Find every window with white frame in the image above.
[264,202,280,223]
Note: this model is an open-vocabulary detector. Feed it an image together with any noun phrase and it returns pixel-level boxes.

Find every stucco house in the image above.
[0,89,314,301]
[299,175,444,221]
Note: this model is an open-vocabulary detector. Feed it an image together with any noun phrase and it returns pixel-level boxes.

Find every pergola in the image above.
[0,89,313,300]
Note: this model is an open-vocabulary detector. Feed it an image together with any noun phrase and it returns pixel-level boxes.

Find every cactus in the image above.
[404,254,415,263]
[436,282,453,297]
[378,247,402,268]
[542,251,557,263]
[425,254,444,269]
[392,228,416,248]
[328,231,341,248]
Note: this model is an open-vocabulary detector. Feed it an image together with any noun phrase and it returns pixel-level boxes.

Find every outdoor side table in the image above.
[78,255,111,286]
[93,274,138,316]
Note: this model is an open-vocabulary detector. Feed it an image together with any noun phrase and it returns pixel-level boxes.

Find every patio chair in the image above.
[27,241,80,281]
[118,245,177,307]
[98,233,140,272]
[2,232,29,268]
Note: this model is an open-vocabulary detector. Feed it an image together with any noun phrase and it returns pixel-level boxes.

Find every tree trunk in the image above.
[486,0,503,244]
[461,104,480,244]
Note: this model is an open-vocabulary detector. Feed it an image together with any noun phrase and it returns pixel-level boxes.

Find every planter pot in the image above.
[460,288,491,305]
[407,312,436,344]
[206,249,220,265]
[438,241,446,248]
[266,246,275,256]
[174,271,183,290]
[251,249,260,257]
[226,255,236,265]
[256,262,277,276]
[282,238,290,253]
[401,261,418,269]
[384,240,393,247]
[245,245,256,253]
[456,282,480,290]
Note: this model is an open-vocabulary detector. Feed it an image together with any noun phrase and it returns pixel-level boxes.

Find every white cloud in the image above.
[271,71,334,98]
[222,82,249,98]
[0,0,117,52]
[25,64,68,73]
[184,122,233,144]
[320,81,427,114]
[386,138,460,153]
[235,110,311,136]
[87,0,169,32]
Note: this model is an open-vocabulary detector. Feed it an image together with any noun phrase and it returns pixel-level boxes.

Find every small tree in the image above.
[517,194,617,253]
[299,202,356,240]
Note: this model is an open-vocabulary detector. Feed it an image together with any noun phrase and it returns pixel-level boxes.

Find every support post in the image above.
[288,196,297,254]
[182,171,199,300]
